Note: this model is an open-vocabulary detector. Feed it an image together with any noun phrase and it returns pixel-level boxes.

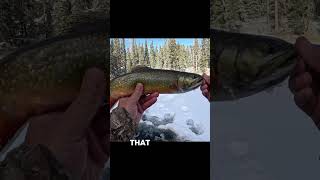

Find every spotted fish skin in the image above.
[110,68,203,101]
[211,29,297,101]
[0,31,108,151]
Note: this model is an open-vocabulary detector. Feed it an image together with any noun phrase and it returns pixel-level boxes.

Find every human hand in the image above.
[110,97,117,108]
[200,73,211,101]
[26,68,109,180]
[118,83,159,124]
[289,37,320,129]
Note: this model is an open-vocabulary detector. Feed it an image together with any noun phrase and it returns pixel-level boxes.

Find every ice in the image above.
[228,141,249,157]
[143,87,210,141]
[110,86,210,141]
[142,121,153,126]
[0,124,29,161]
[181,106,189,112]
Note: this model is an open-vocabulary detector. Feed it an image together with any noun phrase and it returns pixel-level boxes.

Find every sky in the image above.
[111,38,204,49]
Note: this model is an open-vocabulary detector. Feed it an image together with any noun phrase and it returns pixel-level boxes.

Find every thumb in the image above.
[295,37,320,72]
[129,83,144,103]
[60,68,106,139]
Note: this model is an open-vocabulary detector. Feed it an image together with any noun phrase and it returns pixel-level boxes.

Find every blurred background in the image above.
[211,0,320,43]
[211,0,320,179]
[0,0,110,179]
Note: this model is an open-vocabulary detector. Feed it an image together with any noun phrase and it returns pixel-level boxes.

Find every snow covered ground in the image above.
[142,87,210,141]
[0,124,28,161]
[1,86,210,159]
[212,80,320,180]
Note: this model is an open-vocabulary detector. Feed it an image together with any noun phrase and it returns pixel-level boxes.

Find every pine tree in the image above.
[120,38,126,73]
[158,47,164,68]
[200,39,210,73]
[139,45,144,65]
[126,47,132,72]
[238,0,248,22]
[159,46,166,69]
[117,38,209,73]
[267,0,288,33]
[132,39,139,67]
[110,39,122,77]
[162,40,169,69]
[244,0,261,19]
[144,40,150,66]
[168,39,179,70]
[155,46,160,68]
[176,44,188,71]
[150,41,156,68]
[110,39,114,56]
[287,0,314,34]
[110,39,116,78]
[193,39,200,72]
[212,0,243,31]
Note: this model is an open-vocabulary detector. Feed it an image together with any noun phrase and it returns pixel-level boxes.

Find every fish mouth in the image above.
[190,76,203,90]
[213,48,296,101]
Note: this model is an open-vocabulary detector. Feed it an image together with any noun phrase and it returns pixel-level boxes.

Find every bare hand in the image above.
[26,68,109,180]
[118,83,159,124]
[289,37,320,129]
[200,73,211,101]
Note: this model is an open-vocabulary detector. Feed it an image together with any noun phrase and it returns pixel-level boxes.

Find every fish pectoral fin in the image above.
[130,65,151,73]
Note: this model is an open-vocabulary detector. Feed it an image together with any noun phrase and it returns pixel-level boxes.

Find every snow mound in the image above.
[181,106,189,112]
[141,87,210,142]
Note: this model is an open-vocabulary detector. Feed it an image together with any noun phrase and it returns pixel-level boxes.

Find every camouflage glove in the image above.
[110,107,137,142]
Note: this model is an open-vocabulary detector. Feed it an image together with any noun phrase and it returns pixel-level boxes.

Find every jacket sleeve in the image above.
[110,107,138,142]
[0,144,70,180]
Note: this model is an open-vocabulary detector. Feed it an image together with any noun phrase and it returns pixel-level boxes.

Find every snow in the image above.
[181,106,189,112]
[1,86,210,162]
[212,80,320,180]
[143,87,210,141]
[0,124,28,161]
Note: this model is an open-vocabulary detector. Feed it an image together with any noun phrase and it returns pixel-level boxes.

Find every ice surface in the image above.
[143,87,210,141]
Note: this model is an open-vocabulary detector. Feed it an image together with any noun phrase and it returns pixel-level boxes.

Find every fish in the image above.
[0,24,108,151]
[211,29,297,101]
[110,66,203,101]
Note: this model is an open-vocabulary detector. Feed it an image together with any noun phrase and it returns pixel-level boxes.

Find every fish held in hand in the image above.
[211,29,297,101]
[110,66,203,100]
[0,31,108,151]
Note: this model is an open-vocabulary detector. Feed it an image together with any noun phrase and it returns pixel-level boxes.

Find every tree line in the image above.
[110,39,210,78]
[211,0,317,35]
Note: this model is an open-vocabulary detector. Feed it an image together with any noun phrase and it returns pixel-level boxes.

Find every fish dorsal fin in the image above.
[131,65,151,72]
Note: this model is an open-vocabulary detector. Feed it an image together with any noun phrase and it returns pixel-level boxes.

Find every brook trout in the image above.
[0,27,108,151]
[110,66,203,101]
[211,29,297,101]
